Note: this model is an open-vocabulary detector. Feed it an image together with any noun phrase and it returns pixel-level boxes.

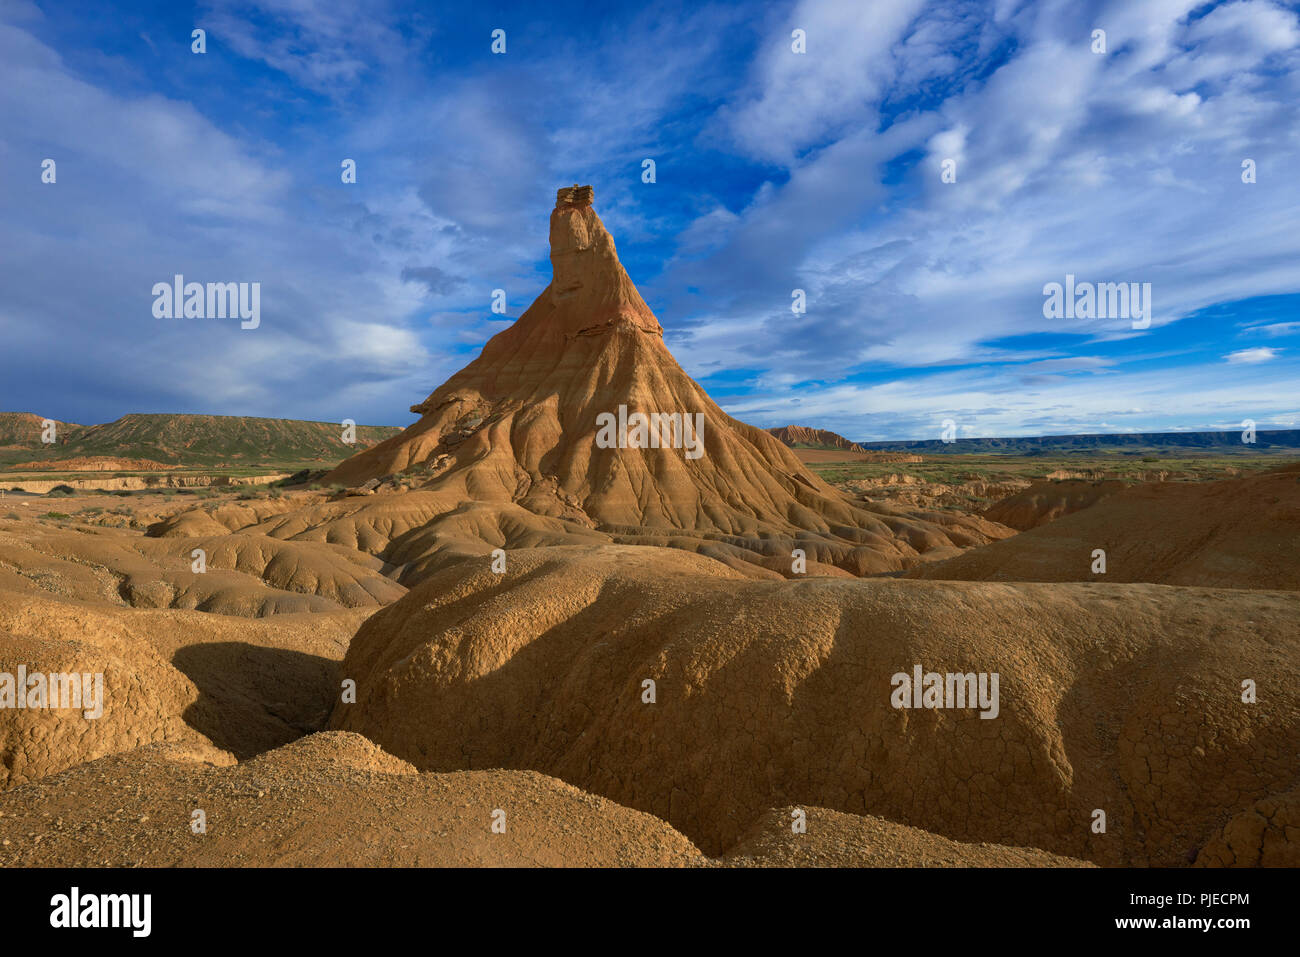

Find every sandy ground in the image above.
[0,733,1090,867]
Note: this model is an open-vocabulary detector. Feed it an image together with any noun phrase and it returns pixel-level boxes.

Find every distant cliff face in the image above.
[0,413,84,451]
[0,412,400,468]
[767,425,866,452]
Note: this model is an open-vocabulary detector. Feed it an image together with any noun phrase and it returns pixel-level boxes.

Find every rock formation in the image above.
[317,186,1009,578]
[768,425,867,452]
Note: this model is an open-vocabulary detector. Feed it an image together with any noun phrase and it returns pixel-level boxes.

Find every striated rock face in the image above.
[319,186,1010,578]
[768,425,867,453]
[555,184,594,207]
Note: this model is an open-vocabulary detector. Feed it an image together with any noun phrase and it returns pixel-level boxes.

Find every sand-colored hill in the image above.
[328,544,1300,864]
[0,626,209,789]
[302,188,1009,579]
[912,464,1300,589]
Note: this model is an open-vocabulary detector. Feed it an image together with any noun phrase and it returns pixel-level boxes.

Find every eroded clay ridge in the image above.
[912,463,1300,590]
[329,544,1300,865]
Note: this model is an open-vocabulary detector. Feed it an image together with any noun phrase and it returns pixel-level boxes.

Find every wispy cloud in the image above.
[2,0,1299,438]
[1225,346,1280,363]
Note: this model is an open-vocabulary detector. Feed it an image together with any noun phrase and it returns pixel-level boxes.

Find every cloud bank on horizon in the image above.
[1,0,1297,441]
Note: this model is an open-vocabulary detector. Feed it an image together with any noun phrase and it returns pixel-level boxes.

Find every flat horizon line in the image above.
[5,409,1298,448]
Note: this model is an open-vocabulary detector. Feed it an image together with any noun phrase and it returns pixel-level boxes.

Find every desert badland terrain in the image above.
[1,187,1296,869]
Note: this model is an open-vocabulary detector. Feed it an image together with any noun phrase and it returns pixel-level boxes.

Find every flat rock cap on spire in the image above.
[556,184,594,208]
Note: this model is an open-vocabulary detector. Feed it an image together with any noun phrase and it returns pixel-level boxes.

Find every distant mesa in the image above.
[768,424,866,452]
[859,428,1300,454]
[0,412,84,451]
[0,412,401,469]
[768,424,924,463]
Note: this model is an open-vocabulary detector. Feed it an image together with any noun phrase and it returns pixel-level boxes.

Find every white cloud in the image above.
[713,0,929,164]
[5,0,1300,440]
[657,0,1300,393]
[717,350,1300,440]
[1224,346,1280,363]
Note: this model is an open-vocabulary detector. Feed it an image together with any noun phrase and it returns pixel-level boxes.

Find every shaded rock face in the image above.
[321,187,1009,577]
[980,478,1129,531]
[913,464,1300,590]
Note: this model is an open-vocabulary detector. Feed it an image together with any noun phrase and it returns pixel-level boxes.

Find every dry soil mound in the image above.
[0,586,362,780]
[0,628,208,788]
[1193,787,1300,867]
[0,732,703,867]
[329,545,1300,864]
[0,731,1096,867]
[722,806,1091,867]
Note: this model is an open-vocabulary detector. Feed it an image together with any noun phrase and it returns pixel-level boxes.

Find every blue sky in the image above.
[1,0,1298,441]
